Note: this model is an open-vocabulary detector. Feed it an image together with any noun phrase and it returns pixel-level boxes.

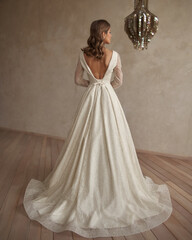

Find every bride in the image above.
[23,19,173,238]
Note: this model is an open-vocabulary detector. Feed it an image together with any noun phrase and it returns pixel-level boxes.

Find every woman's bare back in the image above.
[83,48,113,79]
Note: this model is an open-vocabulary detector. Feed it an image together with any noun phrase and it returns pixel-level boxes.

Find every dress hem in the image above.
[23,178,173,238]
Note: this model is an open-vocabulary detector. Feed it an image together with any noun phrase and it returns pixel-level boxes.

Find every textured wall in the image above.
[0,0,191,157]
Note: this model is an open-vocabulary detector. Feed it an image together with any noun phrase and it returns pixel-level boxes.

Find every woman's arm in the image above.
[111,53,123,89]
[74,55,90,87]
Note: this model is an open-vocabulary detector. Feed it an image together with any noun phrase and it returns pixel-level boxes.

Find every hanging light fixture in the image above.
[124,0,159,50]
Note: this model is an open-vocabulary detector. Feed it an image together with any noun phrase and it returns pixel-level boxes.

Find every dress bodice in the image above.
[74,49,123,89]
[80,50,118,85]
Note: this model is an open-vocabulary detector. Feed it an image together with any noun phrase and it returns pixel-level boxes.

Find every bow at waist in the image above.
[90,81,110,86]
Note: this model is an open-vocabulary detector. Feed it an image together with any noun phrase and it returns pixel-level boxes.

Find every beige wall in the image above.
[0,0,191,157]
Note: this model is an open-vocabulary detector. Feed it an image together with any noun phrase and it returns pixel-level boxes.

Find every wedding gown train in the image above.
[23,49,173,238]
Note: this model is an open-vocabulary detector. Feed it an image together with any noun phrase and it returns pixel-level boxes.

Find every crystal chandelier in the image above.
[124,0,159,50]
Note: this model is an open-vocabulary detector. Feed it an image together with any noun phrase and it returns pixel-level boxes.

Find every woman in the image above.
[23,19,172,238]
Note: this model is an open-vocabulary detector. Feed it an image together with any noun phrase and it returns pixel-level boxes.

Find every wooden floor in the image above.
[0,129,191,240]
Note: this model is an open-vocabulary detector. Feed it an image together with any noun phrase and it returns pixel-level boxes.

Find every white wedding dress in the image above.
[23,49,173,238]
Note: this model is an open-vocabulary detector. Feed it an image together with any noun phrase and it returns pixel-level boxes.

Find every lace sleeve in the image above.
[74,55,90,87]
[111,53,123,89]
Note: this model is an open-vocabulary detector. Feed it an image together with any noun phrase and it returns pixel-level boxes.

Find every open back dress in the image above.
[23,49,173,238]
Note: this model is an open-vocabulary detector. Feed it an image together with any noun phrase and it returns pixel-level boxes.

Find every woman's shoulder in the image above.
[104,48,119,60]
[79,48,119,59]
[104,48,117,54]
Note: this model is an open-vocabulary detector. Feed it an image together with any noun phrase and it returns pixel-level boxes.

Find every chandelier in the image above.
[124,0,159,50]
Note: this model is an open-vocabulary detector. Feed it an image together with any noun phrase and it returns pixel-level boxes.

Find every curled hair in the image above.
[81,19,110,60]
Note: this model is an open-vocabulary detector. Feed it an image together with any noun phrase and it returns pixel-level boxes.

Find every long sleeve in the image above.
[74,55,90,87]
[111,53,123,89]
